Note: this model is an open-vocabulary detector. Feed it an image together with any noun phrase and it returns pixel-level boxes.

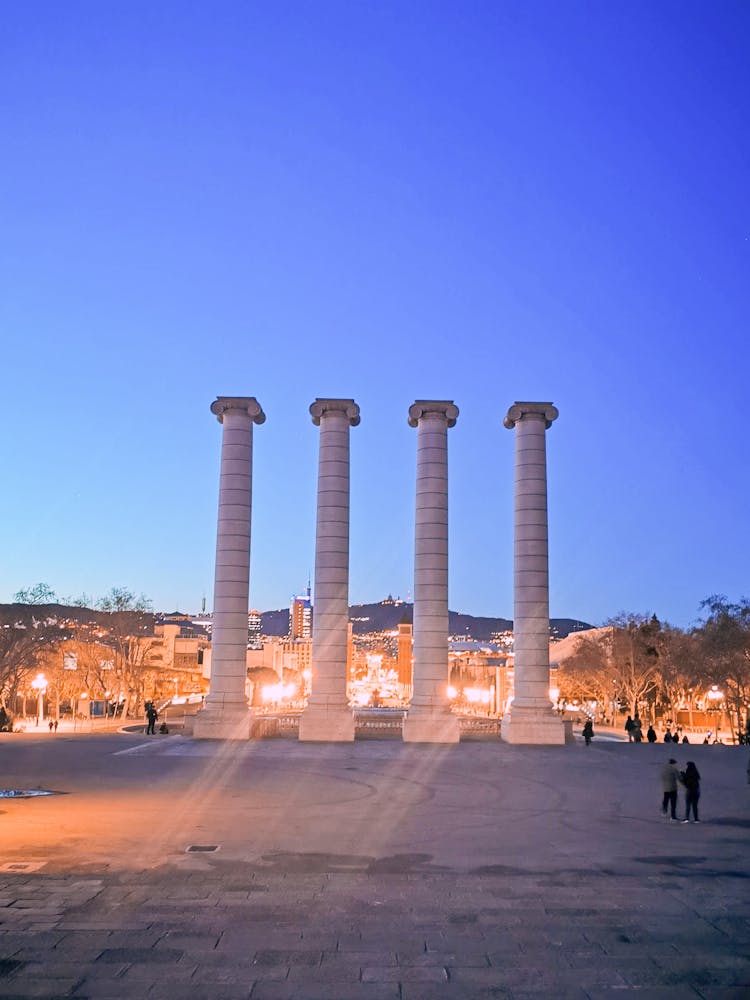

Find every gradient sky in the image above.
[1,1,748,628]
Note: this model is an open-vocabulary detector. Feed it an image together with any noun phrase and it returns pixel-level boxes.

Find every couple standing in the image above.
[660,758,701,823]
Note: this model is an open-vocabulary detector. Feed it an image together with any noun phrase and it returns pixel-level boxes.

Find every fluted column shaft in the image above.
[195,396,264,739]
[299,398,359,742]
[403,400,460,743]
[501,401,565,744]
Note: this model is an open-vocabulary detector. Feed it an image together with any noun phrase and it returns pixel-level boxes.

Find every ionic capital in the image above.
[408,400,459,428]
[309,398,360,427]
[504,401,558,430]
[211,396,266,425]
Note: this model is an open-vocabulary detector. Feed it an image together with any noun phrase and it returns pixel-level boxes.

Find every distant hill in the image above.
[2,600,593,642]
[0,602,155,632]
[261,601,592,641]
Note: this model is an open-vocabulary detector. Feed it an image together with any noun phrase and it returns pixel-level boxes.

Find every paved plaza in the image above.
[1,730,749,999]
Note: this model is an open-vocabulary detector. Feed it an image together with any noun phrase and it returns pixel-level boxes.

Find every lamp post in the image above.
[31,673,47,726]
[707,684,724,740]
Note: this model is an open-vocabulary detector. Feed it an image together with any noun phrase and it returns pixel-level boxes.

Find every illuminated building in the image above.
[397,612,413,696]
[247,609,262,648]
[289,587,312,640]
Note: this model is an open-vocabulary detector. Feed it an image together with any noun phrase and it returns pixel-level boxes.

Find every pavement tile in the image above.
[322,949,397,966]
[96,946,184,963]
[252,949,322,967]
[361,963,449,982]
[249,984,400,1000]
[403,949,491,967]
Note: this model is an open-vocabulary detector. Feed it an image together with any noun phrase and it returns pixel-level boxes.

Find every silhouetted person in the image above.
[681,762,701,822]
[634,720,643,743]
[681,734,689,744]
[625,715,635,742]
[660,758,679,820]
[48,720,54,733]
[647,725,657,743]
[582,720,594,745]
[145,704,158,735]
[664,729,672,743]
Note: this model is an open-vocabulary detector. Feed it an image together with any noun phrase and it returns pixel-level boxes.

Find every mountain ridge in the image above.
[261,601,593,640]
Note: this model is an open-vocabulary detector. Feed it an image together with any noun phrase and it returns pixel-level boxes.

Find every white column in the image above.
[403,400,461,744]
[500,401,565,744]
[298,398,359,742]
[194,396,265,740]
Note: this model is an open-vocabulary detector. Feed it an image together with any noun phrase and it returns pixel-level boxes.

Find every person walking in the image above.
[625,715,635,742]
[582,719,594,746]
[681,762,701,822]
[660,757,680,820]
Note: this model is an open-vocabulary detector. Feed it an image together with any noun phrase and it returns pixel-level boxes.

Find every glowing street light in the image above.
[707,684,724,738]
[31,672,47,725]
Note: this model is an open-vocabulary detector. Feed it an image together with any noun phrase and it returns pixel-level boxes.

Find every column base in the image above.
[298,704,355,742]
[192,702,253,740]
[403,710,460,744]
[500,707,566,745]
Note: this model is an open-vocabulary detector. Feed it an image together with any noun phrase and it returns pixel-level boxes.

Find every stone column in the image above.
[501,401,565,744]
[298,398,359,742]
[194,396,265,740]
[403,400,461,744]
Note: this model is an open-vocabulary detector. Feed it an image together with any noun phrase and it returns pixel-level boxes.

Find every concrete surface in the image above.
[1,731,749,998]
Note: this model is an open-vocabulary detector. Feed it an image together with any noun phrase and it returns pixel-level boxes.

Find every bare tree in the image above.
[0,609,62,722]
[95,588,158,718]
[697,595,750,739]
[13,582,56,605]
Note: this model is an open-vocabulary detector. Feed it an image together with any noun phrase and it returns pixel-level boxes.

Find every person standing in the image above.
[582,719,594,745]
[625,715,635,742]
[660,757,680,820]
[145,703,158,735]
[647,725,657,743]
[681,762,701,822]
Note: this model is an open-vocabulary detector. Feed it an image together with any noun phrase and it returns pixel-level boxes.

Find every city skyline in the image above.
[2,3,748,629]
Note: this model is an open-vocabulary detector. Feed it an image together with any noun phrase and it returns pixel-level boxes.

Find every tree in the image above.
[697,595,750,739]
[556,630,615,720]
[605,613,662,718]
[556,615,663,721]
[0,607,62,721]
[95,588,157,718]
[13,582,56,605]
[650,624,704,724]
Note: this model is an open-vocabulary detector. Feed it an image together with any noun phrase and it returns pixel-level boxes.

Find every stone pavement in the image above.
[1,732,749,999]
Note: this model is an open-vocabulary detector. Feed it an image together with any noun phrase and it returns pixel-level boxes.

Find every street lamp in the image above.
[30,672,47,726]
[707,684,724,740]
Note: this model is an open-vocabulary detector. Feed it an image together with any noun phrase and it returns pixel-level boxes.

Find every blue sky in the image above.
[1,1,748,627]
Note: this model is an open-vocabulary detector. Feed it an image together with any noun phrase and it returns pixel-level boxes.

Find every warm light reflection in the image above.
[261,682,297,704]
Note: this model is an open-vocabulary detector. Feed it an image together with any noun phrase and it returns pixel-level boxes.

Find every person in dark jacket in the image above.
[681,762,701,822]
[660,758,680,820]
[625,715,635,742]
[582,719,594,745]
[646,725,657,743]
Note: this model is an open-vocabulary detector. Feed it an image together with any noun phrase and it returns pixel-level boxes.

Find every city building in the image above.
[289,588,312,640]
[248,609,262,648]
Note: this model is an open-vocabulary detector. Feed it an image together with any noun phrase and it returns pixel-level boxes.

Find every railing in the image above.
[249,709,502,740]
